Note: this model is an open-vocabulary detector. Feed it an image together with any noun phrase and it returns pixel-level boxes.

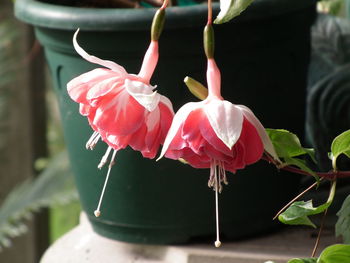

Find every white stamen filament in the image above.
[98,146,113,169]
[208,160,227,192]
[90,134,101,150]
[214,164,221,248]
[94,149,117,218]
[86,131,101,150]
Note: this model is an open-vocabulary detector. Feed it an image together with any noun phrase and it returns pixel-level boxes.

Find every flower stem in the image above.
[262,154,350,180]
[207,0,212,24]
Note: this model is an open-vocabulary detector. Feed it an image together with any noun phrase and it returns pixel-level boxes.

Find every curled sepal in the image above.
[73,29,127,76]
[151,9,166,41]
[214,0,254,24]
[204,24,215,59]
[184,76,208,100]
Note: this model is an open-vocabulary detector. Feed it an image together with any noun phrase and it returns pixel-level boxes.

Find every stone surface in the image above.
[41,213,339,263]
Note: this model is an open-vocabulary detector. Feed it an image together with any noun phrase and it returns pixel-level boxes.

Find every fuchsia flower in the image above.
[158,58,278,191]
[158,54,278,247]
[67,6,173,217]
[68,31,174,161]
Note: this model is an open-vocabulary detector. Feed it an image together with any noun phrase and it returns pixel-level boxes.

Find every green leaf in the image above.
[214,0,254,24]
[266,129,313,159]
[331,129,350,168]
[318,244,350,263]
[278,200,317,228]
[0,151,78,250]
[335,194,350,244]
[266,129,318,180]
[288,258,317,263]
[278,181,336,227]
[284,157,318,180]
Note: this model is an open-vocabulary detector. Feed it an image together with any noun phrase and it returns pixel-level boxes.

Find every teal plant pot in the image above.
[16,0,317,244]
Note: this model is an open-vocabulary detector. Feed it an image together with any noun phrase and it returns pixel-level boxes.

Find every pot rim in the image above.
[15,0,316,31]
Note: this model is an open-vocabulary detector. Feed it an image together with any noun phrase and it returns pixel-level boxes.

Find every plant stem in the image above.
[262,154,350,180]
[161,0,169,9]
[311,208,328,257]
[207,0,212,24]
[273,179,321,220]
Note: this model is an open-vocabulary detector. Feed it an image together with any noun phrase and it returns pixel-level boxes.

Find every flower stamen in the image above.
[208,160,227,193]
[94,149,117,218]
[86,131,101,150]
[214,163,221,248]
[98,146,113,169]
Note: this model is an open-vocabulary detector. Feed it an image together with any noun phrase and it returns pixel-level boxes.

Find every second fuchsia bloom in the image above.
[67,30,174,161]
[159,58,278,190]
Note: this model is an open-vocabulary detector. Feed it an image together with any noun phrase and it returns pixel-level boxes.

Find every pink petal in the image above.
[181,109,206,155]
[237,118,264,164]
[158,99,175,140]
[79,103,91,116]
[93,92,145,135]
[157,102,201,160]
[86,77,122,104]
[237,105,280,162]
[67,68,114,103]
[73,29,128,76]
[106,133,130,150]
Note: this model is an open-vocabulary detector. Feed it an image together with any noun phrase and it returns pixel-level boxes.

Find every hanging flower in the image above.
[68,30,174,161]
[158,58,278,191]
[66,6,174,217]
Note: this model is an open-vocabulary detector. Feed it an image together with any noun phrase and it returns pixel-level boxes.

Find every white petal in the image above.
[125,79,160,112]
[159,95,174,114]
[205,100,243,149]
[237,105,280,162]
[157,102,201,160]
[73,29,127,76]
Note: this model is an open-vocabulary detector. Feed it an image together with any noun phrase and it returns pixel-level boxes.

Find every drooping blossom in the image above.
[158,56,278,247]
[66,7,174,217]
[159,58,278,190]
[68,31,174,161]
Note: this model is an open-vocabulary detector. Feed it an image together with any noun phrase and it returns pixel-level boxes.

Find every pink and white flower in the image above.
[158,58,278,190]
[67,29,174,217]
[67,30,174,161]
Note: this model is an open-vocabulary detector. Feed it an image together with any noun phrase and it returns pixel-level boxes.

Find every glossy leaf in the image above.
[335,194,350,244]
[278,200,318,228]
[214,0,254,24]
[331,129,350,167]
[318,244,350,263]
[278,181,336,227]
[266,129,314,159]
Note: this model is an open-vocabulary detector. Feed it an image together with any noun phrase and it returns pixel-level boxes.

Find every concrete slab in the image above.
[41,213,339,263]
